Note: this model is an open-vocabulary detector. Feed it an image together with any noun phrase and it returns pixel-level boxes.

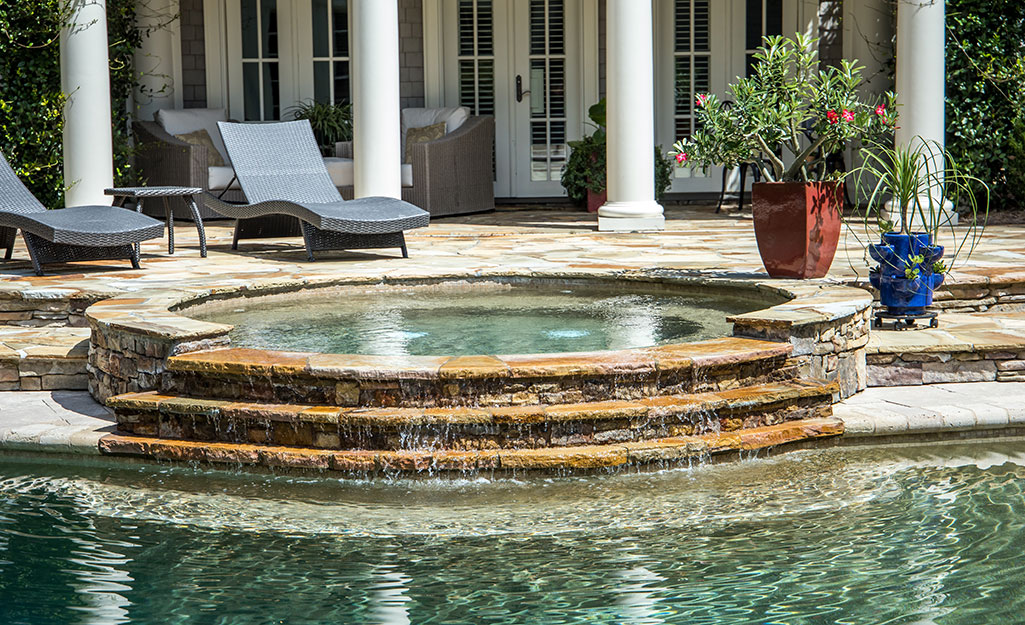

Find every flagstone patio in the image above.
[0,204,1024,467]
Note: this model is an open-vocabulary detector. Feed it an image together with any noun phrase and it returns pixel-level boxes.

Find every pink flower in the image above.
[675,152,688,164]
[875,104,886,116]
[826,110,839,125]
[842,109,855,122]
[696,94,709,107]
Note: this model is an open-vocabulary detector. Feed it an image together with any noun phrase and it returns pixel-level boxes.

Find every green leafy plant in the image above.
[946,0,1025,209]
[561,99,672,205]
[671,33,895,183]
[0,0,139,208]
[287,100,353,156]
[850,138,990,272]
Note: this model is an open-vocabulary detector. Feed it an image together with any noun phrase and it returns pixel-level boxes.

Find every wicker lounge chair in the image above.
[0,154,164,275]
[204,120,429,260]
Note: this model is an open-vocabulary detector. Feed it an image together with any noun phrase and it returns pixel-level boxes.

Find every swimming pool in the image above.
[2,440,1023,624]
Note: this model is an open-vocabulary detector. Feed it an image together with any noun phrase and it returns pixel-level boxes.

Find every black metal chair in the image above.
[0,153,164,275]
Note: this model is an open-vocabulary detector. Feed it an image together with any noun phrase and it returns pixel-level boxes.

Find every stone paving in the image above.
[835,382,1025,439]
[0,391,113,454]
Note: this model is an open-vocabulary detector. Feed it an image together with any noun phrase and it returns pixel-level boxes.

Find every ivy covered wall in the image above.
[0,0,139,209]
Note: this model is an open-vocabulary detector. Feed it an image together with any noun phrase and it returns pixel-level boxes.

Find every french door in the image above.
[224,0,353,122]
[442,0,595,198]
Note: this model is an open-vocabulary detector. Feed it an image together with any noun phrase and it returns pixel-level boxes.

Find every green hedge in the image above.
[946,0,1025,210]
[0,0,139,209]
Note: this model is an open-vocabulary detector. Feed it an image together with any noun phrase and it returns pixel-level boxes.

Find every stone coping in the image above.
[85,270,870,368]
[97,417,844,474]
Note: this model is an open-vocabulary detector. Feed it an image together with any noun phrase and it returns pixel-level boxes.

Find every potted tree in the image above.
[851,139,989,328]
[672,34,895,278]
[563,99,673,212]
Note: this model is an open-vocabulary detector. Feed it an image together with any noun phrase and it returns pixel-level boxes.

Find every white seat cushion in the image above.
[156,108,231,165]
[211,158,412,191]
[400,107,470,155]
[208,165,241,191]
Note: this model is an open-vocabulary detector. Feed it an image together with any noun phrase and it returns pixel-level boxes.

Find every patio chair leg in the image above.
[21,233,45,276]
[399,233,408,258]
[716,167,729,214]
[299,222,316,262]
[130,244,141,270]
[4,245,11,261]
[738,165,748,213]
[232,220,241,251]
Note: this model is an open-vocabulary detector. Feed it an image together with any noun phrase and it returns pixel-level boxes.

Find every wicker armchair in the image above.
[335,115,495,217]
[132,120,246,217]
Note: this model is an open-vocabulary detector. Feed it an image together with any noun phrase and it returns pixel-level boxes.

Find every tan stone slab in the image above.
[439,355,510,379]
[168,348,310,376]
[498,350,656,378]
[306,353,446,380]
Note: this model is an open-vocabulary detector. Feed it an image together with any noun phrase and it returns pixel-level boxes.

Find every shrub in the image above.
[946,0,1025,210]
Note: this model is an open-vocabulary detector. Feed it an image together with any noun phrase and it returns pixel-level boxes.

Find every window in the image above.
[240,0,280,120]
[745,0,783,76]
[457,0,495,116]
[311,0,351,104]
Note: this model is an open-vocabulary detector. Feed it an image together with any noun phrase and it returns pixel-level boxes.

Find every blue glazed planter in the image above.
[869,233,945,315]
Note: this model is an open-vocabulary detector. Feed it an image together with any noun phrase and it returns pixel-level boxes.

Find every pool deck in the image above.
[2,204,1025,462]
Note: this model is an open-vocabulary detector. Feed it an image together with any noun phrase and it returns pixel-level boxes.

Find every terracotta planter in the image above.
[586,188,606,213]
[751,181,843,279]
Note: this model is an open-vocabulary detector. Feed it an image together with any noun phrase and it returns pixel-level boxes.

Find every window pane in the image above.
[333,0,349,57]
[314,60,331,103]
[312,0,329,57]
[675,0,690,53]
[477,0,493,55]
[264,62,280,119]
[333,60,350,104]
[241,0,258,58]
[766,0,783,36]
[745,0,761,49]
[243,62,261,120]
[262,0,278,58]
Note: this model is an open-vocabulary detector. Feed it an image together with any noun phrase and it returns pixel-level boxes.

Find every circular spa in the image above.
[186,278,766,356]
[101,276,845,474]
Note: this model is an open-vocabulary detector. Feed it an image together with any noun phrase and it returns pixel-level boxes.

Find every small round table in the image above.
[105,186,207,257]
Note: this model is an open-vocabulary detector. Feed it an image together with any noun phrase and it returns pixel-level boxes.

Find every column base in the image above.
[597,200,665,232]
[882,198,958,229]
[597,214,666,232]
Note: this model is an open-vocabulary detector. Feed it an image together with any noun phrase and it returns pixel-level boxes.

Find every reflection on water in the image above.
[3,441,1025,623]
[189,281,762,356]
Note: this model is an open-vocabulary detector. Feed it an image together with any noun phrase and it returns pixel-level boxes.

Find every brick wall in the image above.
[399,0,426,108]
[180,0,207,108]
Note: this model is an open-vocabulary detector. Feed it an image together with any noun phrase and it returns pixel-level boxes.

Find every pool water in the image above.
[3,440,1025,624]
[188,281,763,355]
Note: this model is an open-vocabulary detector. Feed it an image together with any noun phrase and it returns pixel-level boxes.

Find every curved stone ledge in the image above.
[97,416,845,474]
[85,271,871,403]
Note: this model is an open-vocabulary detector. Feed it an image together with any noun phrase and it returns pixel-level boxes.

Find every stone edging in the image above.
[97,417,844,474]
[84,270,872,403]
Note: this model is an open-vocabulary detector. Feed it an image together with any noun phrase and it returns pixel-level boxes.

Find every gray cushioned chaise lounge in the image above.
[0,153,164,276]
[205,120,430,260]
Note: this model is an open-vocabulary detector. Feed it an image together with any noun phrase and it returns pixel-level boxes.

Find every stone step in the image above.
[108,378,837,452]
[0,326,90,391]
[98,417,845,474]
[161,337,796,408]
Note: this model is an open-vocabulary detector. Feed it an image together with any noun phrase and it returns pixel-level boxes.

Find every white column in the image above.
[61,0,114,207]
[893,0,955,226]
[351,0,402,199]
[133,0,182,121]
[597,0,664,232]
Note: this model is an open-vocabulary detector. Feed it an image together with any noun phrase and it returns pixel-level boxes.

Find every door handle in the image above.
[516,75,531,102]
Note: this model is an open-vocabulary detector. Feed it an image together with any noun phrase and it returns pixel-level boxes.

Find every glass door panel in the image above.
[240,0,280,120]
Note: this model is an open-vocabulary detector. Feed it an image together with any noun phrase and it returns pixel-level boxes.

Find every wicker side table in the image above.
[105,186,207,257]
